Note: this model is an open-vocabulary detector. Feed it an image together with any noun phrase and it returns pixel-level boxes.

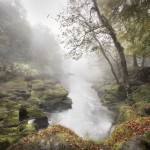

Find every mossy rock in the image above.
[0,100,22,110]
[0,136,18,150]
[26,106,45,119]
[102,117,150,149]
[118,105,136,122]
[21,124,37,136]
[0,127,19,135]
[0,91,8,98]
[0,111,20,127]
[97,84,119,95]
[4,79,27,91]
[42,88,68,100]
[32,82,45,90]
[132,85,150,103]
[8,125,104,150]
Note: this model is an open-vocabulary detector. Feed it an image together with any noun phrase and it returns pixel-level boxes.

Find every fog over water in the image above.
[49,58,113,140]
[20,0,114,140]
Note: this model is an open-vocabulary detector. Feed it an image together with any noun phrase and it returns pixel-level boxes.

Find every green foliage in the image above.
[117,0,150,58]
[132,85,150,103]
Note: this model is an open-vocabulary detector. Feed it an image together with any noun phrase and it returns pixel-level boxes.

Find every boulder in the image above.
[122,136,150,150]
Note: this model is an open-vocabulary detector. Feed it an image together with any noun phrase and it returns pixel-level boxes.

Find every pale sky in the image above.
[21,0,68,35]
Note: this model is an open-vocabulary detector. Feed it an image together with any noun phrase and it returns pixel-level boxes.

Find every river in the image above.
[48,75,113,140]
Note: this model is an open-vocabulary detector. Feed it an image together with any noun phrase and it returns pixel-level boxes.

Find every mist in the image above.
[0,0,116,142]
[50,55,114,140]
[0,0,150,149]
[0,0,63,79]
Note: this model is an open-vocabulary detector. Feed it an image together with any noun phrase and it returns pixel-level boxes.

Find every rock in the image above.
[144,107,150,115]
[0,74,71,149]
[122,136,150,150]
[0,127,19,135]
[0,137,18,150]
[32,83,45,90]
[26,106,45,119]
[20,124,37,136]
[33,117,49,129]
[26,106,49,129]
[0,111,20,127]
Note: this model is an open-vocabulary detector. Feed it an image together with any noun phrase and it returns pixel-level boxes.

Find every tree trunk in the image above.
[92,33,120,85]
[93,0,130,99]
[141,56,145,67]
[133,53,138,67]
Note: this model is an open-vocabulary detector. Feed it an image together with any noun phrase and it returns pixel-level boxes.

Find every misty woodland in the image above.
[0,0,150,150]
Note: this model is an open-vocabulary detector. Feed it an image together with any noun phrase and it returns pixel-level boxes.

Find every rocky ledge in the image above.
[0,72,72,150]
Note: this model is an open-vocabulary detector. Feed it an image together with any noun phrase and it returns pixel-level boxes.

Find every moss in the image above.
[0,127,19,135]
[26,106,45,119]
[0,137,18,150]
[3,78,27,93]
[21,124,37,136]
[132,85,150,103]
[27,97,42,105]
[43,88,68,99]
[100,84,119,92]
[112,141,124,150]
[118,105,136,122]
[0,100,22,110]
[1,111,20,127]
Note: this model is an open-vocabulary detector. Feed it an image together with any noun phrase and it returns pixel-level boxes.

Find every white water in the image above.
[49,75,113,140]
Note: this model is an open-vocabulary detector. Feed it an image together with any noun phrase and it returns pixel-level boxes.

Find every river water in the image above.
[49,75,113,140]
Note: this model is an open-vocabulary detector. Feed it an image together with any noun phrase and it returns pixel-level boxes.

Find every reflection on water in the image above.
[49,76,113,140]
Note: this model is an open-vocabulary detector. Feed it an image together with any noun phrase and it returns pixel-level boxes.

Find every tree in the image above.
[0,0,31,63]
[117,0,150,67]
[58,0,120,84]
[58,0,133,94]
[92,0,129,89]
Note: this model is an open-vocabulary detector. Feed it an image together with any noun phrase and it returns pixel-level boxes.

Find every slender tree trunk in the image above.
[141,56,145,67]
[92,33,120,85]
[133,53,138,67]
[93,0,130,100]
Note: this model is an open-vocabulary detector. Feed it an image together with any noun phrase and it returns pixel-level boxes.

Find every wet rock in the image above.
[33,117,49,129]
[25,106,49,129]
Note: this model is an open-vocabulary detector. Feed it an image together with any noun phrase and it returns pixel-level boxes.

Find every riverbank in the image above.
[1,68,150,150]
[0,71,72,150]
[94,67,150,149]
